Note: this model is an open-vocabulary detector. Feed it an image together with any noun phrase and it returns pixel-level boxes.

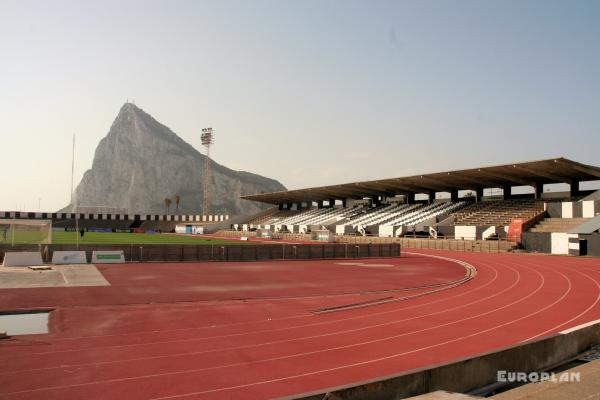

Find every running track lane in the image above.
[0,250,599,399]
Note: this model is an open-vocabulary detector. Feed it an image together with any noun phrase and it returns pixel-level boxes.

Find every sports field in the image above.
[49,231,245,245]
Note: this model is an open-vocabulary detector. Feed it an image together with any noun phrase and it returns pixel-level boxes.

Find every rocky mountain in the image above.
[62,103,285,215]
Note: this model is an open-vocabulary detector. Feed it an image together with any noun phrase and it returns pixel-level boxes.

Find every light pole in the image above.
[201,128,214,217]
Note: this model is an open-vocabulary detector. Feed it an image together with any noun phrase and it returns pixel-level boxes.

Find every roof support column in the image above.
[317,200,324,209]
[450,189,459,202]
[476,188,484,202]
[329,198,335,208]
[570,181,581,198]
[428,190,436,204]
[407,193,416,204]
[534,182,544,199]
[278,203,284,211]
[503,185,512,200]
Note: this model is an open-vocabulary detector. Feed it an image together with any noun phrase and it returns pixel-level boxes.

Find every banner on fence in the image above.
[2,251,44,267]
[92,250,125,263]
[52,251,87,264]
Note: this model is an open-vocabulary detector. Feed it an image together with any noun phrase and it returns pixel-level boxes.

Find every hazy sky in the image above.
[1,0,598,211]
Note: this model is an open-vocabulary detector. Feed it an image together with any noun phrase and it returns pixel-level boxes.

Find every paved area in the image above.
[409,391,481,400]
[0,265,110,288]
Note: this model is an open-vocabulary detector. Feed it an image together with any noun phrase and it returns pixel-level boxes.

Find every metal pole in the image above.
[11,214,15,247]
[70,134,75,206]
[75,212,79,250]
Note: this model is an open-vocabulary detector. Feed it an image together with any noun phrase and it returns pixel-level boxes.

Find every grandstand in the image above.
[239,158,600,252]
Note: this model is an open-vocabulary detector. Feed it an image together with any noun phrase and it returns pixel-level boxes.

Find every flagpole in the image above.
[71,134,75,205]
[71,134,79,249]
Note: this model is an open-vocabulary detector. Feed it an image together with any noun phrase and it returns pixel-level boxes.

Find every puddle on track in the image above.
[0,311,50,335]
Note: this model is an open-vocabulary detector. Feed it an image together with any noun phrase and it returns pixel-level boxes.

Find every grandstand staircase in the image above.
[528,217,591,233]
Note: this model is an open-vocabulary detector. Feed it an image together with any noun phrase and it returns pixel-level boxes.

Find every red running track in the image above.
[0,250,599,400]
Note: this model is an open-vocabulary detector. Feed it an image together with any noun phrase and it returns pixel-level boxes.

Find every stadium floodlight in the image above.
[201,128,214,216]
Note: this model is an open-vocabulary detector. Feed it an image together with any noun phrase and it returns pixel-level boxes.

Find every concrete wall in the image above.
[578,234,600,257]
[522,232,552,254]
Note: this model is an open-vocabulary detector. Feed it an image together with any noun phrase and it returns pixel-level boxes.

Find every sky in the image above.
[0,0,599,211]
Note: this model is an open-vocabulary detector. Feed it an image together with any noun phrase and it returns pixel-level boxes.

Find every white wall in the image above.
[550,233,578,254]
[582,201,595,218]
[378,226,393,237]
[455,226,477,240]
[562,202,573,218]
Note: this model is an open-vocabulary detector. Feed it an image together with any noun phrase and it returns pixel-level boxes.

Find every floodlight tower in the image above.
[201,128,214,216]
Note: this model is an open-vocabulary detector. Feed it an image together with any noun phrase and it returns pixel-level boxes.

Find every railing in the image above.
[522,209,548,232]
[0,243,401,263]
[336,235,512,253]
[217,230,516,253]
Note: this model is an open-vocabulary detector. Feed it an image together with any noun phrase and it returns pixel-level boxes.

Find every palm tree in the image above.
[175,195,181,214]
[164,198,172,215]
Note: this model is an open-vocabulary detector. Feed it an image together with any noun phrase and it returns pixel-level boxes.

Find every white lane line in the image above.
[8,253,579,398]
[560,318,600,335]
[30,254,483,356]
[45,254,469,343]
[145,263,573,399]
[0,261,494,376]
[520,257,600,340]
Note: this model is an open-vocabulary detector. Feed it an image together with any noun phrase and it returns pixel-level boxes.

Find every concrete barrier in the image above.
[91,250,125,264]
[290,321,600,400]
[2,252,44,267]
[51,251,87,264]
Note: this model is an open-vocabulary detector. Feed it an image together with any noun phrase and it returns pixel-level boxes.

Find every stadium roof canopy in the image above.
[242,157,600,205]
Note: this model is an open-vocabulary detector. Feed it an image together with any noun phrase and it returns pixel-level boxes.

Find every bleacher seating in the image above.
[452,199,544,226]
[242,198,563,238]
[257,206,365,227]
[252,209,303,225]
[272,207,326,226]
[247,207,281,225]
[380,201,467,227]
[343,204,400,227]
[300,207,360,226]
